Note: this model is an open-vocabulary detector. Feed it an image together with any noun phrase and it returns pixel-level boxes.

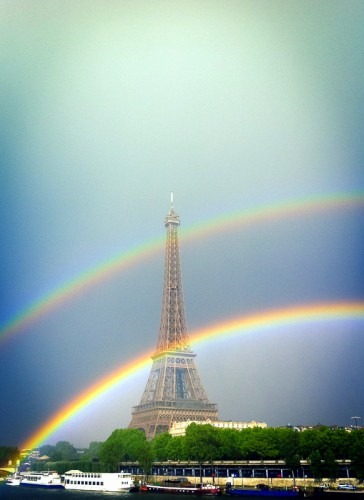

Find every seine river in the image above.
[1,486,362,500]
[0,486,146,499]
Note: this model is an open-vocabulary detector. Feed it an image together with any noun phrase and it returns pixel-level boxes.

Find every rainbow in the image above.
[21,300,364,450]
[1,192,364,346]
[0,237,164,345]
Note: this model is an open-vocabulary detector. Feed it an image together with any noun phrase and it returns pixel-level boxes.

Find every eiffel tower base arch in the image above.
[129,400,218,440]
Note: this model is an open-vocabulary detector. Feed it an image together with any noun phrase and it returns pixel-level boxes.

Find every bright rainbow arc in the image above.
[21,300,364,451]
[1,192,364,345]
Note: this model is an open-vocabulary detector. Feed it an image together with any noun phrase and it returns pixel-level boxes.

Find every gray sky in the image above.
[0,0,363,448]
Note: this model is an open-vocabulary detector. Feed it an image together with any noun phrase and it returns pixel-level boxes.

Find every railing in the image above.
[119,459,354,482]
[131,401,218,411]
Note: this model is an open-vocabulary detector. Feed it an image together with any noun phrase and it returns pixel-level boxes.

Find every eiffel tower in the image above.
[129,194,218,439]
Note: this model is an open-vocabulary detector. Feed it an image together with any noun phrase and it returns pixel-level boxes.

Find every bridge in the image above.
[0,467,15,478]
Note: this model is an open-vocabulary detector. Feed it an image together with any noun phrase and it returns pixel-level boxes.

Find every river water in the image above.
[0,485,137,499]
[0,487,229,500]
[1,486,362,500]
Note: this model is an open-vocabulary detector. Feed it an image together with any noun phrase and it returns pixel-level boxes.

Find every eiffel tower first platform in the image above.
[129,195,218,439]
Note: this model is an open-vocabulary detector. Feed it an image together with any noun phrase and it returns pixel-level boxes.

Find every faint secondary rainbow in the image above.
[0,237,164,345]
[1,191,364,345]
[22,300,364,450]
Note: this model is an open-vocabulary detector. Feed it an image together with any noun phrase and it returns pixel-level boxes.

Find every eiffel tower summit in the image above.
[129,194,218,439]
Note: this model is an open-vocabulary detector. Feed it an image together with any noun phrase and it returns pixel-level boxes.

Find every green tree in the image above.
[237,428,280,460]
[184,424,220,481]
[166,436,186,461]
[323,449,339,484]
[184,424,220,462]
[50,451,63,462]
[100,428,148,471]
[138,440,154,477]
[218,429,242,460]
[329,429,351,459]
[299,429,324,459]
[277,428,301,486]
[38,444,56,459]
[276,428,300,460]
[237,428,255,459]
[309,450,324,483]
[250,428,280,459]
[86,441,103,461]
[348,429,364,483]
[54,441,78,461]
[151,432,172,462]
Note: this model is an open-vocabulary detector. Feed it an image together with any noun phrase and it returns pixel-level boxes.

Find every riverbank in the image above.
[134,475,363,492]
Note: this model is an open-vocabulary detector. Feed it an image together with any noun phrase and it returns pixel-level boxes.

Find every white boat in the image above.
[140,479,222,496]
[62,469,135,492]
[5,475,22,487]
[19,471,64,489]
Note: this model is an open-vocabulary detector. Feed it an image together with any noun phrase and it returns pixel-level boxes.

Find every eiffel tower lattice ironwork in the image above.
[129,194,218,439]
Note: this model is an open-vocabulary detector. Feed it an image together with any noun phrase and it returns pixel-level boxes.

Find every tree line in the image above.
[149,425,364,482]
[3,425,364,482]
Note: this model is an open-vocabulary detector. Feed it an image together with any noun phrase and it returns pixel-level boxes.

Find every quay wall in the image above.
[123,460,360,490]
[134,474,360,490]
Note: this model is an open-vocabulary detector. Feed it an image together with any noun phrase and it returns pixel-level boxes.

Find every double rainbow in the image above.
[1,192,363,346]
[2,191,363,449]
[22,300,364,451]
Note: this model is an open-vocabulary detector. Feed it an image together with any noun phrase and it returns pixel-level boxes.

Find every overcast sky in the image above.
[1,0,364,449]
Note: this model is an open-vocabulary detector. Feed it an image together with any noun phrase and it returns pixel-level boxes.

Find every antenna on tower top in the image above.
[170,191,174,207]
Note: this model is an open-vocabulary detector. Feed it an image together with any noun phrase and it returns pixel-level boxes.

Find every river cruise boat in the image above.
[19,471,64,489]
[5,474,22,487]
[62,470,135,492]
[140,478,221,495]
